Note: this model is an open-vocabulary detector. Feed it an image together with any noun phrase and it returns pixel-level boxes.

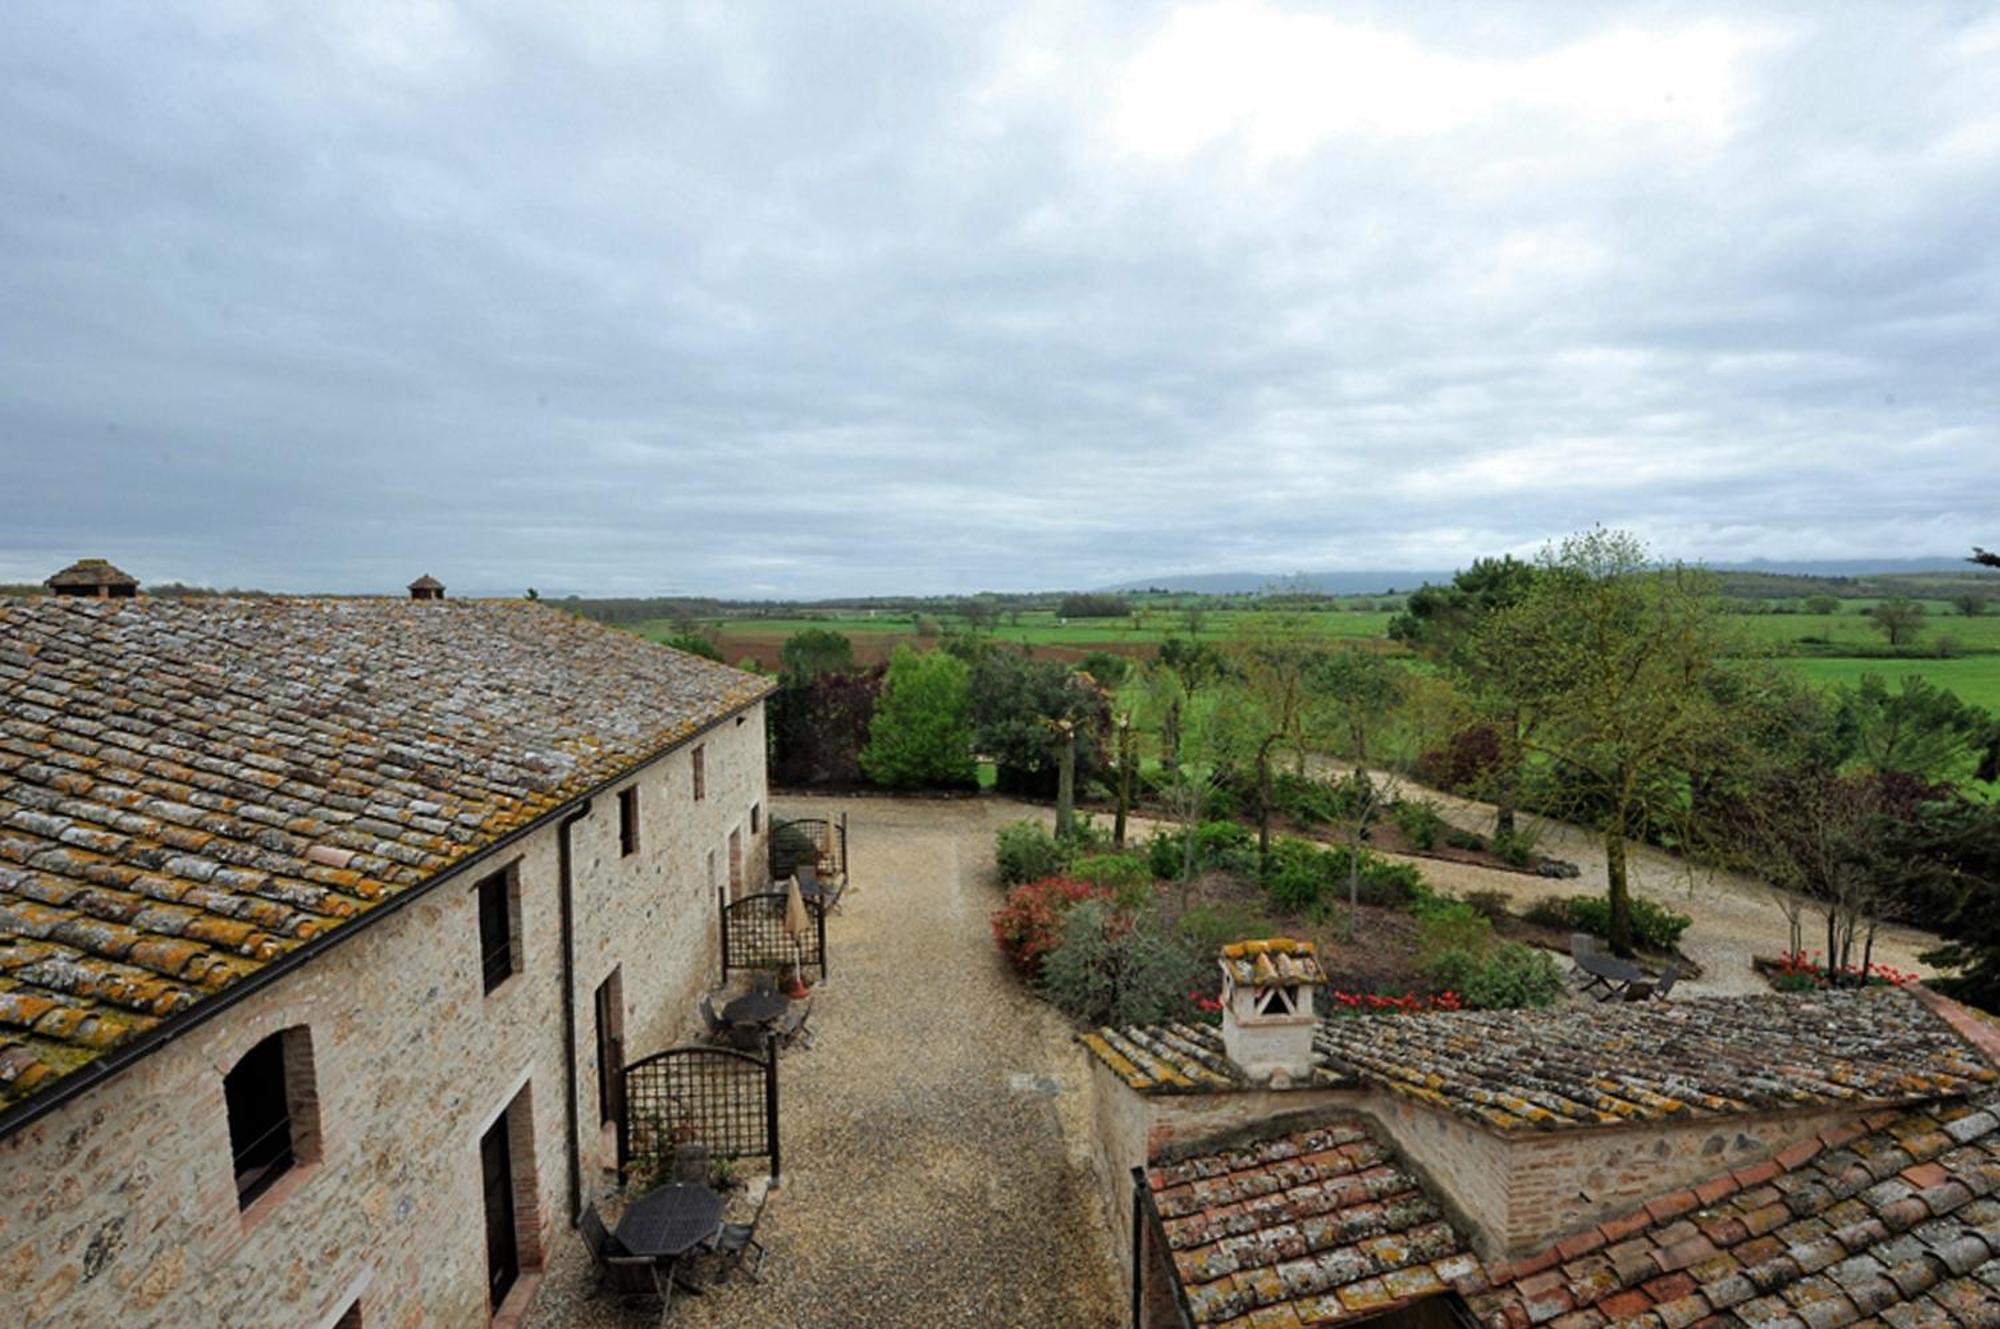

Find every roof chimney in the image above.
[1218,939,1321,1087]
[407,574,445,601]
[45,558,139,599]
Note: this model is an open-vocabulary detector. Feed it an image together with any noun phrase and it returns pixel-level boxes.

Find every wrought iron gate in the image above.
[768,813,848,881]
[618,1042,780,1184]
[720,889,827,983]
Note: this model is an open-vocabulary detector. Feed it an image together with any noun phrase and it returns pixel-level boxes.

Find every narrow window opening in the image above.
[692,745,706,801]
[750,802,760,835]
[618,786,639,857]
[595,968,625,1126]
[477,869,519,994]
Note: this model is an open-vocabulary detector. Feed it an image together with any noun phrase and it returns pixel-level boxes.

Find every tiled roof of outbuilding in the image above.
[1311,990,1997,1132]
[1470,1095,2000,1329]
[0,596,771,1114]
[1147,1116,1479,1326]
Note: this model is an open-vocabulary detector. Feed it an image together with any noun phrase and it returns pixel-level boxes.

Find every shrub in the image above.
[1491,824,1540,868]
[1271,772,1337,825]
[1443,827,1487,852]
[1073,854,1153,910]
[1463,889,1512,922]
[1259,836,1426,913]
[996,821,1069,886]
[1460,943,1565,1009]
[1193,819,1254,871]
[1039,901,1209,1026]
[1175,902,1276,958]
[1393,799,1445,850]
[1416,901,1493,959]
[1201,784,1240,820]
[1328,770,1379,822]
[1523,894,1693,951]
[990,876,1099,976]
[1144,829,1185,881]
[1415,724,1503,795]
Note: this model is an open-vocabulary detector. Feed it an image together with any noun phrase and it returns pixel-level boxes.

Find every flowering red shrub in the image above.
[1770,950,1917,991]
[1326,989,1462,1015]
[991,876,1102,977]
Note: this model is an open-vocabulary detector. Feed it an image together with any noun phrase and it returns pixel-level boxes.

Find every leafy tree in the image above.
[1309,648,1405,766]
[962,598,1000,632]
[1835,674,1994,781]
[1869,597,1925,648]
[778,628,854,680]
[1473,529,1754,955]
[1392,557,1539,835]
[1057,593,1130,619]
[1803,594,1840,615]
[861,647,976,789]
[1076,651,1129,689]
[969,649,1108,797]
[1220,616,1326,868]
[1972,547,2000,569]
[663,631,724,662]
[1954,594,1988,617]
[1910,802,2000,1011]
[769,664,885,785]
[1143,636,1229,773]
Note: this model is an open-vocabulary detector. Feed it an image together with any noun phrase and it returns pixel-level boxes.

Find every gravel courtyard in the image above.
[527,796,1124,1329]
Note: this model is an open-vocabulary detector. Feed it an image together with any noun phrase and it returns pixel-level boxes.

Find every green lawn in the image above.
[1731,609,2000,654]
[1777,654,2000,712]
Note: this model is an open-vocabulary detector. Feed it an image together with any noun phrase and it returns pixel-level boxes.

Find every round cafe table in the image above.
[722,991,790,1027]
[616,1181,726,1261]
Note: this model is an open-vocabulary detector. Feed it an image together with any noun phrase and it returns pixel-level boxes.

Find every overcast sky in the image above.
[2,3,1996,598]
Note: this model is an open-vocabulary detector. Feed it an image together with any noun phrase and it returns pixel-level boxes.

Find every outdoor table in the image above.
[722,991,790,1027]
[616,1182,726,1286]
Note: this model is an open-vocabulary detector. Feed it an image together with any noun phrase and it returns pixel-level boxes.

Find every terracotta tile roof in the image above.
[1222,938,1325,988]
[1080,1021,1360,1095]
[1312,990,1998,1132]
[1471,1094,2000,1329]
[0,596,772,1114]
[1146,1116,1481,1326]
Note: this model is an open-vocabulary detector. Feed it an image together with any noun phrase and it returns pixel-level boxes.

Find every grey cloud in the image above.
[0,2,1995,597]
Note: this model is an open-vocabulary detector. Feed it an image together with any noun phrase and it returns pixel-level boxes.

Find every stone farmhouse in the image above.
[1085,938,2000,1329]
[0,566,773,1327]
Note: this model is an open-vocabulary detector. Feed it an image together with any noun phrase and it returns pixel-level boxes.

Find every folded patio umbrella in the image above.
[783,876,809,938]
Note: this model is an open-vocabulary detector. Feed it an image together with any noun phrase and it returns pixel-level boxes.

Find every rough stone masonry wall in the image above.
[1371,1095,1855,1258]
[0,700,769,1329]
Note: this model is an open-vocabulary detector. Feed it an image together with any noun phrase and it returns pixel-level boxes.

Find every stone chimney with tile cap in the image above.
[1218,938,1321,1086]
[407,574,445,601]
[45,558,138,599]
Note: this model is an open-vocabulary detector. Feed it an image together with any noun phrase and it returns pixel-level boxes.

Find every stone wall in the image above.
[1368,1095,1854,1258]
[0,700,768,1329]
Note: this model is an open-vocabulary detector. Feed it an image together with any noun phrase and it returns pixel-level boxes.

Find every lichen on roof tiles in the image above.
[1311,990,1999,1132]
[0,595,772,1113]
[1147,1116,1478,1326]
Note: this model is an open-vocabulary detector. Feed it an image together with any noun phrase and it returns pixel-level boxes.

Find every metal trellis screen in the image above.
[769,813,848,882]
[720,890,827,983]
[619,1042,780,1184]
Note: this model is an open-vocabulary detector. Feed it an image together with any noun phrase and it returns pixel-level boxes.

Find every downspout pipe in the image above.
[558,799,594,1226]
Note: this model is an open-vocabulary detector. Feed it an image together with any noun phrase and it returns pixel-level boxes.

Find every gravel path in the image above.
[528,796,1123,1329]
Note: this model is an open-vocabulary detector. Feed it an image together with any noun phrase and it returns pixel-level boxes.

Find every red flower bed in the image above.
[1327,989,1462,1015]
[991,876,1102,977]
[1769,950,1917,992]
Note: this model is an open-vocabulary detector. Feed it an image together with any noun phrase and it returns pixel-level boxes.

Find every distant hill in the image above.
[1106,557,1993,598]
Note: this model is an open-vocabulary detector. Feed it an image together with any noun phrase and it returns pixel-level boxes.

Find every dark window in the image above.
[595,969,624,1126]
[226,1031,295,1209]
[750,803,760,835]
[692,746,706,801]
[481,1115,519,1311]
[619,786,639,857]
[477,871,516,993]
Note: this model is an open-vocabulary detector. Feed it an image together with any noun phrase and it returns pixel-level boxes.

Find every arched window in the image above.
[224,1026,320,1210]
